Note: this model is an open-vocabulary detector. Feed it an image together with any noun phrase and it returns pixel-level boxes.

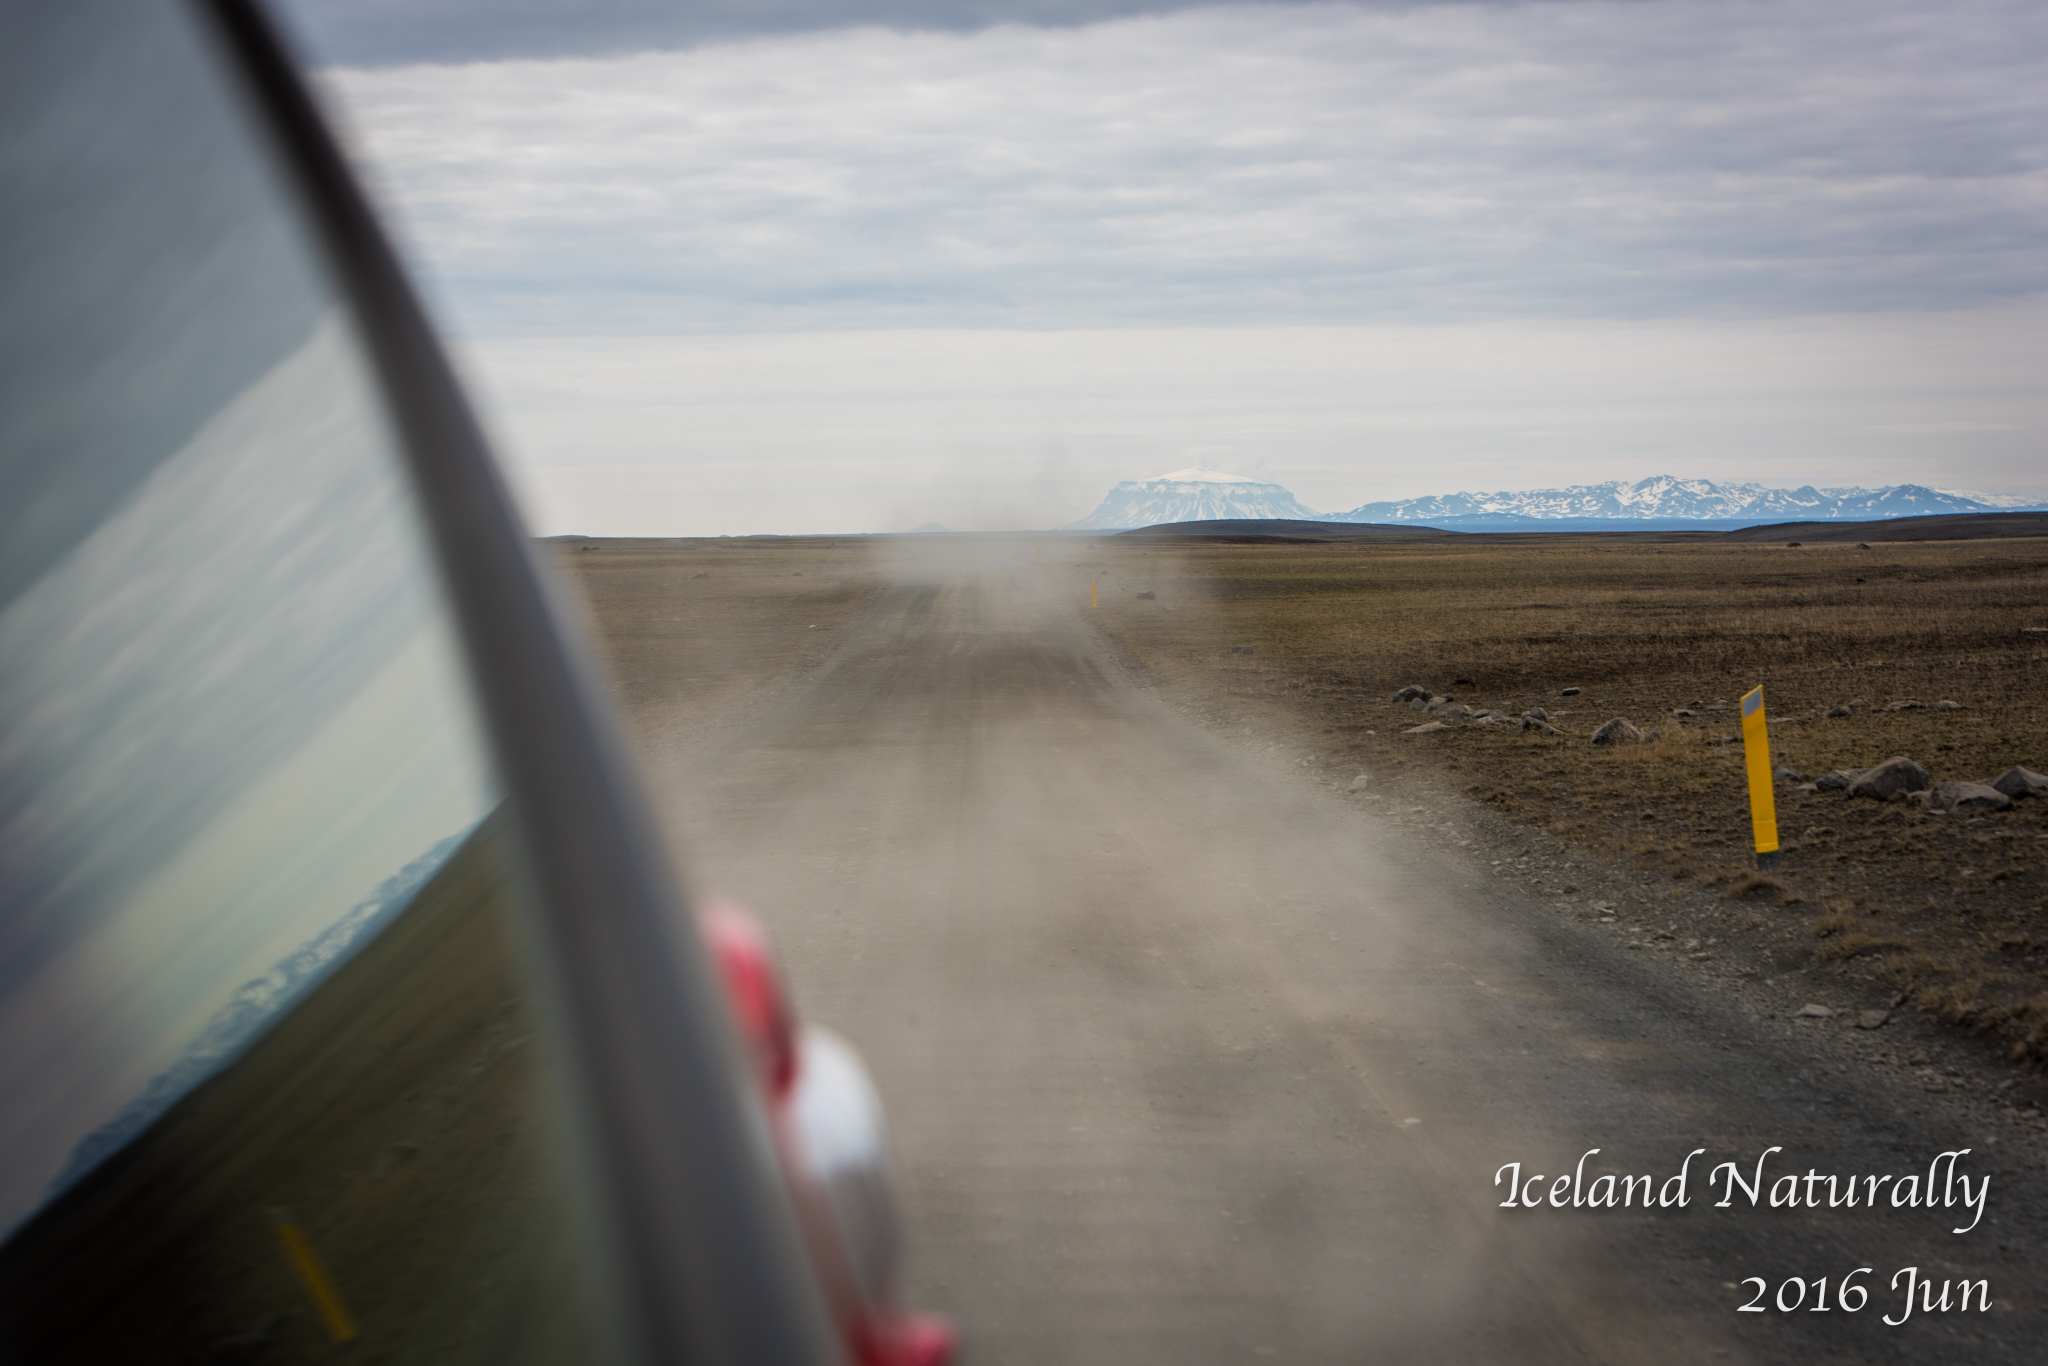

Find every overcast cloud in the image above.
[328,0,2045,332]
[302,0,2046,531]
[280,0,1352,65]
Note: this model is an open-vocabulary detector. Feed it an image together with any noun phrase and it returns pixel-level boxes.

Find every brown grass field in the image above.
[1080,533,2048,1060]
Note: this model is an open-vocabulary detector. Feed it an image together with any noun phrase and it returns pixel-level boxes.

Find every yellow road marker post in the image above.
[1090,581,1098,608]
[1740,685,1780,871]
[269,1208,358,1344]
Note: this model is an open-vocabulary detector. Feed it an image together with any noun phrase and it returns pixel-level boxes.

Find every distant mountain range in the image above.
[1063,471,2044,530]
[1332,477,2043,525]
[1060,467,1322,529]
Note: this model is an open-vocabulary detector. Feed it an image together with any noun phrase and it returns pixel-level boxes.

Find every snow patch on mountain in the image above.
[1061,468,1320,529]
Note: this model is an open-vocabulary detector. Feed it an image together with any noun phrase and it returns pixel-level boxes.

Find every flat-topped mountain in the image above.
[1060,467,1320,530]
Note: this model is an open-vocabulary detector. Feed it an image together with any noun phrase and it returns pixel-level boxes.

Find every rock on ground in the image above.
[1403,721,1449,736]
[1989,766,2048,799]
[1815,769,1865,791]
[1590,718,1642,745]
[1927,781,2014,814]
[1846,756,1930,801]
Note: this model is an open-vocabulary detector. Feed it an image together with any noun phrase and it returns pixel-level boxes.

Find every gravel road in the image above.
[627,541,2041,1364]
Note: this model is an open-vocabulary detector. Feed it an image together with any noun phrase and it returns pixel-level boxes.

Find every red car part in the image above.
[700,903,955,1366]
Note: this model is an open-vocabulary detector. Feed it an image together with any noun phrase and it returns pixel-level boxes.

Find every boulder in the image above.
[1427,700,1474,719]
[1524,706,1549,721]
[1672,708,1695,717]
[1846,698,1868,710]
[1590,718,1642,745]
[1934,699,1962,711]
[1392,685,1429,703]
[1795,783,1819,794]
[1794,1004,1835,1019]
[1927,781,2013,814]
[1403,721,1450,736]
[1989,766,2048,800]
[1825,706,1852,717]
[1561,686,1583,696]
[1520,717,1560,736]
[1775,767,1803,784]
[1347,773,1372,792]
[1410,698,1429,711]
[1136,590,1155,599]
[1814,769,1865,791]
[1887,699,1924,711]
[1846,756,1931,801]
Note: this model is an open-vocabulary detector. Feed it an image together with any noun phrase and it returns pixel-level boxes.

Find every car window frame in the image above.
[191,3,844,1361]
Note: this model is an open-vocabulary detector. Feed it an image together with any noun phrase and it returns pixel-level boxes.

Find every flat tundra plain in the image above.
[558,533,2048,1365]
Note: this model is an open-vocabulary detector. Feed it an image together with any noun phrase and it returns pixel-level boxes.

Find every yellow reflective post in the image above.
[1091,581,1098,608]
[269,1209,358,1343]
[1740,685,1780,871]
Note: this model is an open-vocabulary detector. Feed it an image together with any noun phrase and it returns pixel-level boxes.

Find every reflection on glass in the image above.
[0,0,610,1358]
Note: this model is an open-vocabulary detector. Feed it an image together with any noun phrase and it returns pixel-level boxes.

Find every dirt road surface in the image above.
[608,539,2041,1364]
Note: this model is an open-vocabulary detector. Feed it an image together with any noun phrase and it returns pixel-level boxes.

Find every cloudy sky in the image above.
[278,0,2047,533]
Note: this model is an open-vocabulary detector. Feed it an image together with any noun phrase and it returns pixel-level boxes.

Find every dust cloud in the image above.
[633,532,1680,1363]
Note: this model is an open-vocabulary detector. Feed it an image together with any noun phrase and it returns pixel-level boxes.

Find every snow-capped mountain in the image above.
[1332,477,2043,524]
[1061,467,1321,530]
[1059,472,2043,532]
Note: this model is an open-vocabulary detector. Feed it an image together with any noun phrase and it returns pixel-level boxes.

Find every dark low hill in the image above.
[1714,512,2048,544]
[1112,519,1460,541]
